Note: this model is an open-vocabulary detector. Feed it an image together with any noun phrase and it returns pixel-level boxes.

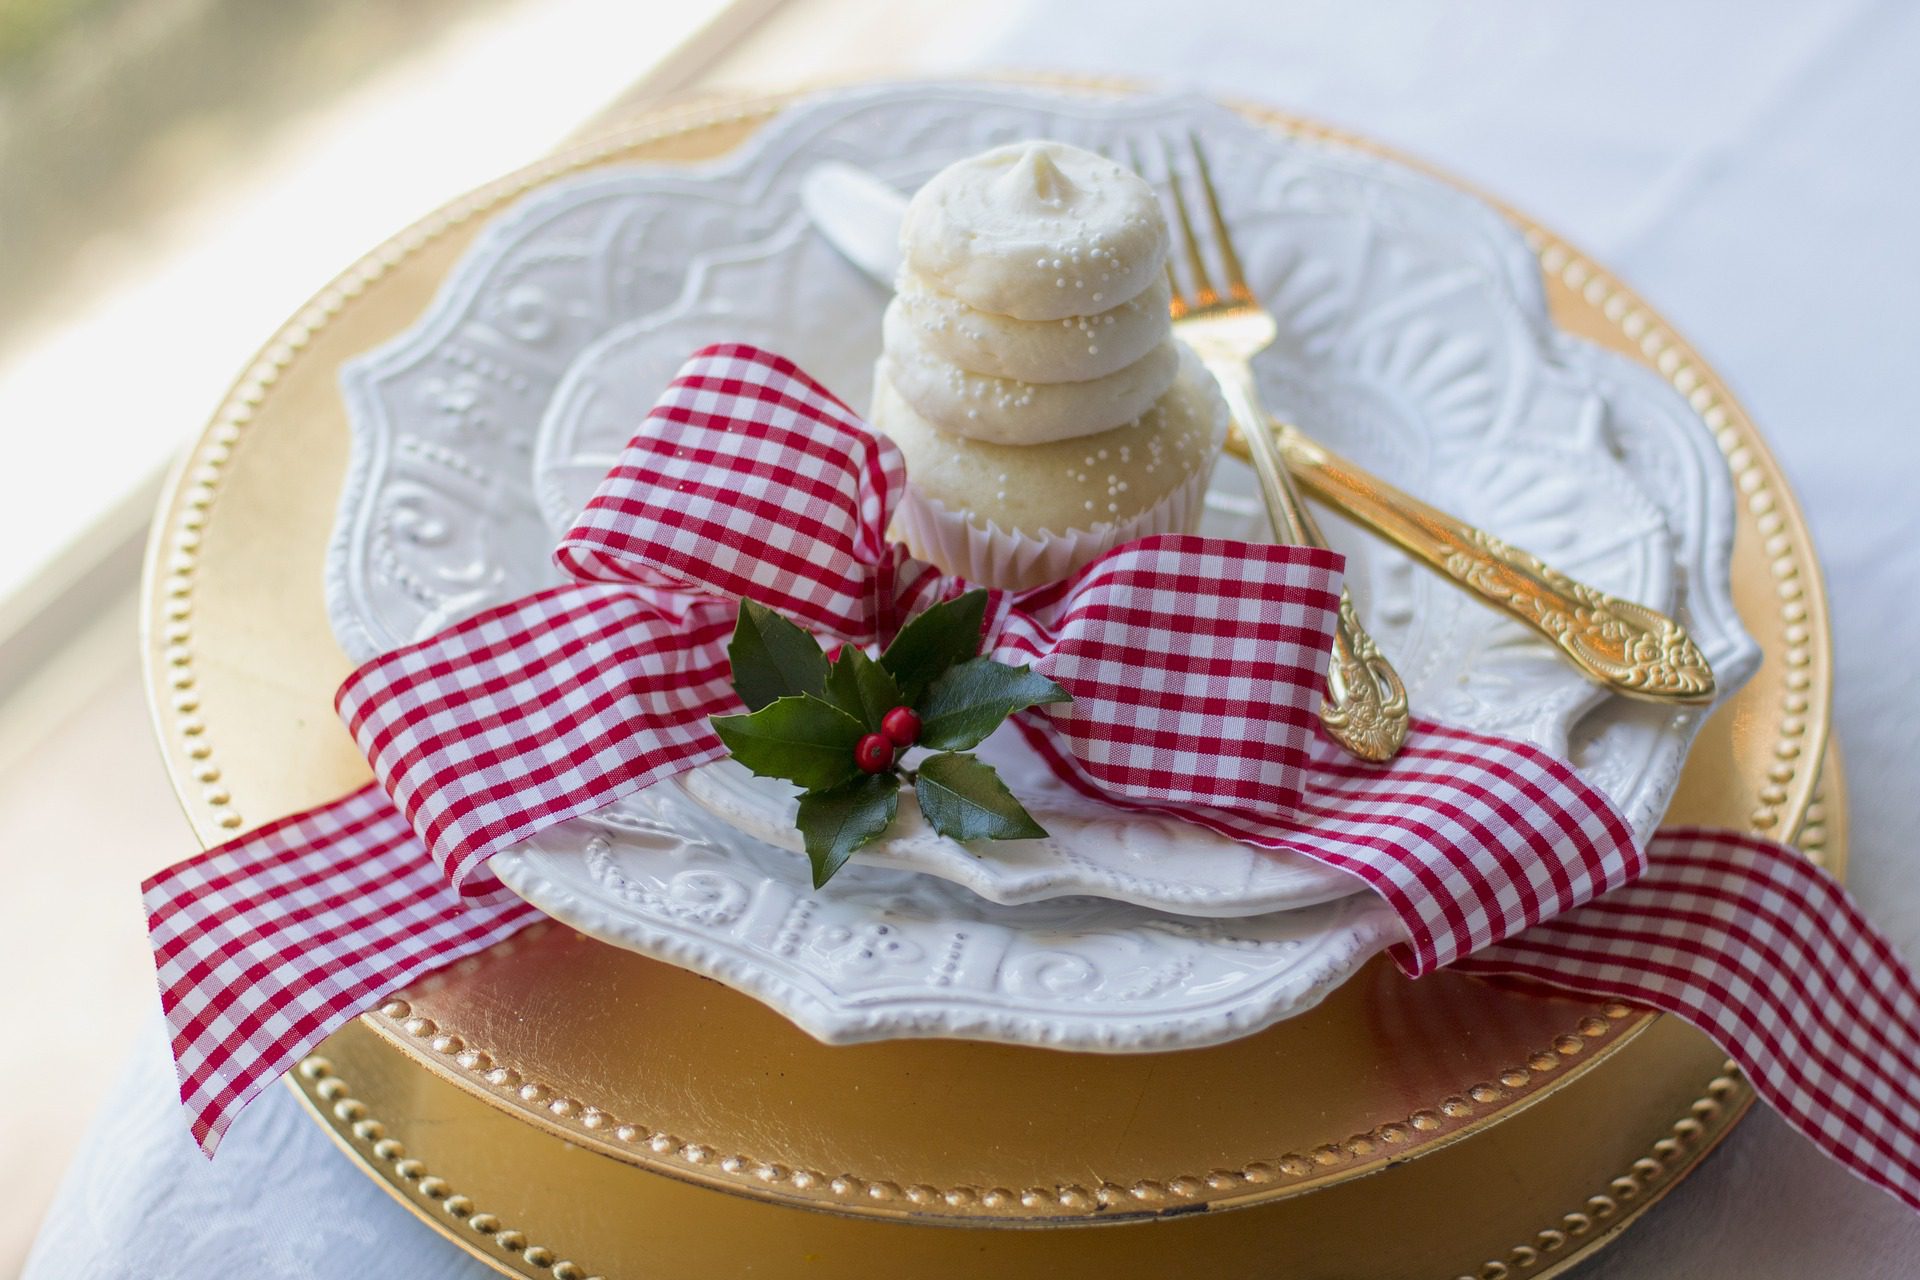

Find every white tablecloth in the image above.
[32,2,1920,1274]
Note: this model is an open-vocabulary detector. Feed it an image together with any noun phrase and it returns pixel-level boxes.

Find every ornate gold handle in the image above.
[1207,360,1410,761]
[1227,425,1717,706]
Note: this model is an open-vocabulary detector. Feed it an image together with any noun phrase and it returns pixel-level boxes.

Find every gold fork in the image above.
[1154,134,1717,715]
[1146,138,1411,762]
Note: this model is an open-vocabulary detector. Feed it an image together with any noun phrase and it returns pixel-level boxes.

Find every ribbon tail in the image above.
[142,784,542,1156]
[1449,827,1920,1212]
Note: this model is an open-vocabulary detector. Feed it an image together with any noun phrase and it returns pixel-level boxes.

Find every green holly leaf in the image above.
[917,656,1071,752]
[879,588,988,703]
[823,644,905,730]
[728,599,830,712]
[913,751,1048,843]
[710,694,866,791]
[795,773,900,888]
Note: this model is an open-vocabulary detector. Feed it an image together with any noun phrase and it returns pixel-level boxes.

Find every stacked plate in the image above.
[325,84,1757,1056]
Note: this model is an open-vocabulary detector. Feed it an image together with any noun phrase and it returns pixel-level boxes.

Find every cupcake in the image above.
[872,141,1227,591]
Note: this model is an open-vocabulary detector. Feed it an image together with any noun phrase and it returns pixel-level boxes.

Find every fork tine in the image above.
[1187,133,1252,302]
[1122,136,1150,188]
[1162,239,1187,317]
[1156,137,1219,310]
[1125,138,1191,318]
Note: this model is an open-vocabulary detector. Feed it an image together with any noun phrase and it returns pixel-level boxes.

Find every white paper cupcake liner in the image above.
[892,416,1226,592]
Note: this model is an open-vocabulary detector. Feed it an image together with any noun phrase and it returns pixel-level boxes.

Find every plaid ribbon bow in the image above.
[146,346,1920,1213]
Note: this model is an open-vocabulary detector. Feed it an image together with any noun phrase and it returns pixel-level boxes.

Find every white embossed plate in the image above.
[676,733,1364,916]
[514,782,1404,1050]
[526,93,1752,913]
[327,83,1757,1050]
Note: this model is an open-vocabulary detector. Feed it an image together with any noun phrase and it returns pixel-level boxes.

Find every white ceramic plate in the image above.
[674,733,1362,917]
[514,780,1404,1050]
[327,83,1757,1050]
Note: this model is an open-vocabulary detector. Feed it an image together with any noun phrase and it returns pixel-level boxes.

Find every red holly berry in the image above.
[855,733,894,774]
[880,705,921,748]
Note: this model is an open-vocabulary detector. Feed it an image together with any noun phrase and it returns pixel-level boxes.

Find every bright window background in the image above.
[0,0,765,611]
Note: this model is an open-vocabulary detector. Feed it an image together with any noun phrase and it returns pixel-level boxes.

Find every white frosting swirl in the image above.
[872,341,1226,536]
[899,141,1169,322]
[882,313,1181,445]
[891,270,1171,384]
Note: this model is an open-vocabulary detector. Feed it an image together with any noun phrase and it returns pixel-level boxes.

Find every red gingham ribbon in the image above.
[144,346,1920,1214]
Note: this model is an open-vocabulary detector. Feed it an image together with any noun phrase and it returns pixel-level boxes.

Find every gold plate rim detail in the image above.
[360,985,1648,1220]
[281,751,1843,1279]
[293,1055,594,1279]
[290,1046,1756,1280]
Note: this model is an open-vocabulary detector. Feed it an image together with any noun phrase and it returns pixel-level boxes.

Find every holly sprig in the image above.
[710,590,1069,888]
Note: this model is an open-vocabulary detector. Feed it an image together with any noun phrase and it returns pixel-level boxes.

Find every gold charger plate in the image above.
[142,78,1838,1275]
[292,760,1838,1280]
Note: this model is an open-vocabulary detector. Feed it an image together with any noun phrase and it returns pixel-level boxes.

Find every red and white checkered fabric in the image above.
[337,586,738,894]
[996,538,1341,819]
[144,346,1920,1214]
[143,785,542,1152]
[554,346,941,640]
[1015,716,1641,974]
[1456,828,1920,1203]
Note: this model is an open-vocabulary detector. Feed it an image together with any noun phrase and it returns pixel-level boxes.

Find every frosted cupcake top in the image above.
[882,300,1180,445]
[898,142,1170,322]
[890,270,1172,385]
[878,343,1225,536]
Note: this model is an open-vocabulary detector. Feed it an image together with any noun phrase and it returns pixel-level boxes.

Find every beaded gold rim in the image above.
[1519,232,1827,835]
[1447,761,1836,1280]
[291,1039,1756,1280]
[141,77,1834,1225]
[367,985,1642,1221]
[289,764,1836,1279]
[295,1054,603,1280]
[1230,94,1831,837]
